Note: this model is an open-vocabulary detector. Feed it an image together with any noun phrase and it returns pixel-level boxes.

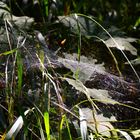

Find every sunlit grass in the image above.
[0,1,140,140]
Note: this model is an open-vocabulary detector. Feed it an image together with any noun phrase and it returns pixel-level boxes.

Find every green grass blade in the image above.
[44,111,50,140]
[43,0,48,17]
[59,115,72,140]
[65,116,72,140]
[0,48,17,56]
[59,115,65,140]
[16,52,23,95]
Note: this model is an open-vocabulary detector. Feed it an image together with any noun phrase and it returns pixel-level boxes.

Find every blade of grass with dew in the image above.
[44,111,50,140]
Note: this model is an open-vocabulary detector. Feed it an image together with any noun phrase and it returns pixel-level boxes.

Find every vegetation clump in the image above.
[0,0,140,139]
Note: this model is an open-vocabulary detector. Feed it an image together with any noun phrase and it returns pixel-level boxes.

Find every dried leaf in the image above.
[105,37,137,55]
[64,78,118,104]
[81,108,117,138]
[0,1,34,29]
[131,129,140,138]
[58,14,97,35]
[59,54,105,82]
